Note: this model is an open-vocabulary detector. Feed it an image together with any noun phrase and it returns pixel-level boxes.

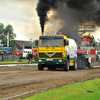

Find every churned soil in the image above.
[0,63,100,100]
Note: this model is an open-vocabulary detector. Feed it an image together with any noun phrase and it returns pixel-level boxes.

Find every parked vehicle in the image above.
[15,48,23,59]
[23,45,33,59]
[15,48,23,56]
[3,47,12,54]
[33,48,38,58]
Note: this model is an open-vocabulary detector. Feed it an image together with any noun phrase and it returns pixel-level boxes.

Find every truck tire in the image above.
[38,64,44,70]
[63,60,69,71]
[73,57,77,70]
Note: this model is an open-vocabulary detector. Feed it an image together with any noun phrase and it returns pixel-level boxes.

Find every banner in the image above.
[77,49,88,54]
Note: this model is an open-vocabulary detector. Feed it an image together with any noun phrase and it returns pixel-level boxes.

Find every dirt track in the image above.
[0,64,100,100]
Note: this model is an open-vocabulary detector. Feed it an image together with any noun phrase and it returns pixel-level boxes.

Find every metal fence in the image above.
[0,54,20,61]
[0,55,2,61]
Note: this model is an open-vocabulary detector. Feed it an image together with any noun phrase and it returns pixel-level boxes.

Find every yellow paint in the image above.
[38,35,69,60]
[69,60,74,66]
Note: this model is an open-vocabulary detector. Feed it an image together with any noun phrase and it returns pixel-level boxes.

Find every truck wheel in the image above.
[38,64,44,70]
[73,57,77,70]
[63,60,69,71]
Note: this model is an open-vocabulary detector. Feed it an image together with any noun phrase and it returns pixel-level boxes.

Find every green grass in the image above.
[17,78,100,100]
[0,59,37,64]
[21,59,36,62]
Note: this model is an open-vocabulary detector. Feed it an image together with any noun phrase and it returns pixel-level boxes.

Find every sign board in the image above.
[80,47,95,50]
[77,49,88,54]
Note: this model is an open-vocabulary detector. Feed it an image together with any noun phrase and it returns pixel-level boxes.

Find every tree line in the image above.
[0,23,16,50]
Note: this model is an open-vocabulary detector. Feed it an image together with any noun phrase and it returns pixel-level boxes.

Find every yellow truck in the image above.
[37,32,77,71]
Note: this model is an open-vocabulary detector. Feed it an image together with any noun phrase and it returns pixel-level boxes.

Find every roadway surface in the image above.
[0,63,100,100]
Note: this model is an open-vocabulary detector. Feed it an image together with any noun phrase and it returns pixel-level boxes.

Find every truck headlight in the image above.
[39,59,42,62]
[58,60,62,62]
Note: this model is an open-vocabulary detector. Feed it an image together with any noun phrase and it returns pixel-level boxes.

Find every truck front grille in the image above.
[39,53,62,58]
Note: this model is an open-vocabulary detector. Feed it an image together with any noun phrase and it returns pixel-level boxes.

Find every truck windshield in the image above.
[39,38,63,47]
[24,46,32,49]
[16,49,23,52]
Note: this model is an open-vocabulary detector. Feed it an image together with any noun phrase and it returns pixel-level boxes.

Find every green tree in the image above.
[4,24,16,42]
[4,25,16,50]
[0,23,4,34]
[0,24,16,51]
[0,23,5,44]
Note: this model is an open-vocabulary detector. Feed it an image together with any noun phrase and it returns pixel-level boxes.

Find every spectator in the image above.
[96,54,98,62]
[28,52,33,61]
[35,53,38,61]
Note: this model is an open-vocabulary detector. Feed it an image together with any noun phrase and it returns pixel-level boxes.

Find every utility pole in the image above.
[7,31,9,47]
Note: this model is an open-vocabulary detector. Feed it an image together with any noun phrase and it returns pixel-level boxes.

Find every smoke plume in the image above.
[36,0,100,39]
[36,0,58,32]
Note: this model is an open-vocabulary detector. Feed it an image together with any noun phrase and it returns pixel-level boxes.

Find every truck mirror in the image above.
[64,40,66,46]
[66,41,69,45]
[35,40,38,46]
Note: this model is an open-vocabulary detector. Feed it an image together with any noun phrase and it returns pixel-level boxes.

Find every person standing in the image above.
[35,53,38,61]
[28,52,33,61]
[96,54,98,62]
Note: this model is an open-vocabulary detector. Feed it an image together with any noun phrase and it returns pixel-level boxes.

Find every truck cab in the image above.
[22,45,33,59]
[37,32,77,71]
[15,48,23,56]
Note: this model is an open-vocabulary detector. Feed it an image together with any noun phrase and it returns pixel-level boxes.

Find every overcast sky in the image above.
[0,0,100,41]
[0,0,42,41]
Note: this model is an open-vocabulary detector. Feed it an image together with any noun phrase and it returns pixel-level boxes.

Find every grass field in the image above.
[17,78,100,100]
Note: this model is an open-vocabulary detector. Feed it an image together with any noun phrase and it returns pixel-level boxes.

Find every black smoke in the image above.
[36,0,58,32]
[36,0,100,38]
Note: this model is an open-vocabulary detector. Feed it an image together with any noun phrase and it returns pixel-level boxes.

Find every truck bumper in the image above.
[38,59,66,65]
